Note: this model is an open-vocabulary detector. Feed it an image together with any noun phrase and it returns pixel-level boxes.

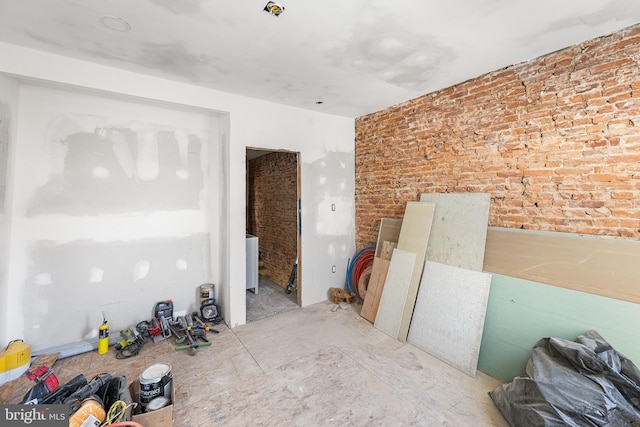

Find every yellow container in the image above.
[98,313,109,355]
[69,397,106,427]
[0,340,31,386]
[0,340,30,372]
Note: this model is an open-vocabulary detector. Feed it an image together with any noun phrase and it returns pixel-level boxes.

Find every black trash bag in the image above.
[489,330,640,427]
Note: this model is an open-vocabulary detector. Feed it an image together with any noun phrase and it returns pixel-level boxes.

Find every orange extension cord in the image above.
[348,246,375,302]
[104,423,143,427]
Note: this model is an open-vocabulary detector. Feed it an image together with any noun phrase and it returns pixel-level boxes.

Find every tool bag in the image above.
[21,365,60,404]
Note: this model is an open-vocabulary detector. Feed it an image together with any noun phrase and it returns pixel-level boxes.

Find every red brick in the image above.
[611,191,635,199]
[608,92,632,103]
[591,59,635,74]
[247,153,298,287]
[588,173,630,182]
[585,124,606,134]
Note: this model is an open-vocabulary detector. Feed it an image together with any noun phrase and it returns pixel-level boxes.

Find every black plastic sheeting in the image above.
[490,331,640,427]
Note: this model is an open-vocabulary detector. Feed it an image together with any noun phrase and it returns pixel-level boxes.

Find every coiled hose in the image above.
[346,246,376,303]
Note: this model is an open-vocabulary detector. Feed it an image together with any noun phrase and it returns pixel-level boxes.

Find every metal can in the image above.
[139,363,172,412]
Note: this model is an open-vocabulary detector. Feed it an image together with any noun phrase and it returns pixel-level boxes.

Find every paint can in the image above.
[199,283,215,304]
[139,363,172,412]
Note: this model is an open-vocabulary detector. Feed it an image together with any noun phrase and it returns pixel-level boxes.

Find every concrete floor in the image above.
[246,276,298,322]
[51,302,508,426]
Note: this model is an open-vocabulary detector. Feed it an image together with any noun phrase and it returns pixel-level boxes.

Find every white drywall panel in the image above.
[7,84,217,349]
[0,73,19,346]
[25,235,210,350]
[419,193,490,271]
[374,249,417,339]
[396,202,436,342]
[407,261,492,377]
[0,43,356,337]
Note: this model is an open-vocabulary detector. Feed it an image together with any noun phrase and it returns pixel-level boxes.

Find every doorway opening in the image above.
[245,148,300,322]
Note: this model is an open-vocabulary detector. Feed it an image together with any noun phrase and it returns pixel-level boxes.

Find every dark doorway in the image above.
[245,149,300,321]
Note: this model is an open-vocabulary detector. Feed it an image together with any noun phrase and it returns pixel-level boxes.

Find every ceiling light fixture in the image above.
[264,1,285,16]
[100,15,131,32]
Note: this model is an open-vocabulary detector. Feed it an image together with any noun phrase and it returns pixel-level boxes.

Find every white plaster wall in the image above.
[228,104,356,313]
[8,84,219,350]
[0,43,355,342]
[0,73,19,346]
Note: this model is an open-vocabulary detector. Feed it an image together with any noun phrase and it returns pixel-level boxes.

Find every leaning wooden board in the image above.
[360,259,391,323]
[484,227,640,304]
[360,218,402,323]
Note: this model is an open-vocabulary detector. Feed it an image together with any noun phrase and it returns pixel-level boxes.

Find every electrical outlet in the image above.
[331,203,336,211]
[332,265,336,273]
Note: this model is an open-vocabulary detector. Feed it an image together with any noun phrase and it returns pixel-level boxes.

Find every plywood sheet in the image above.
[408,261,491,377]
[361,218,403,323]
[380,241,397,260]
[419,192,490,271]
[374,249,417,339]
[484,227,640,304]
[360,258,391,323]
[374,218,403,258]
[396,202,436,342]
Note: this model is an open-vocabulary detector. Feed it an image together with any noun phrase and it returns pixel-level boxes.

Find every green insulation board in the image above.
[478,273,640,383]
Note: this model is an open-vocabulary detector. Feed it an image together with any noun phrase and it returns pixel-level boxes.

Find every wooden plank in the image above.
[374,219,403,258]
[360,218,403,323]
[484,227,640,304]
[360,258,390,323]
[408,261,491,377]
[396,202,436,342]
[374,249,417,339]
[380,241,397,260]
[419,192,490,271]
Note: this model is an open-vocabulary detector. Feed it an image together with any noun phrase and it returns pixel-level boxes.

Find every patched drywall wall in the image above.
[24,234,209,349]
[0,78,15,215]
[300,151,356,305]
[0,102,9,212]
[27,122,204,215]
[7,84,219,350]
[0,42,356,334]
[0,74,19,346]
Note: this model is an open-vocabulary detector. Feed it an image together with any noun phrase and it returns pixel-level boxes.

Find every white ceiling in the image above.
[1,0,640,118]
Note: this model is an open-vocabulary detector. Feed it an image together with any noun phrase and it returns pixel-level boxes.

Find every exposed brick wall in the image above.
[247,152,297,287]
[355,24,640,249]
